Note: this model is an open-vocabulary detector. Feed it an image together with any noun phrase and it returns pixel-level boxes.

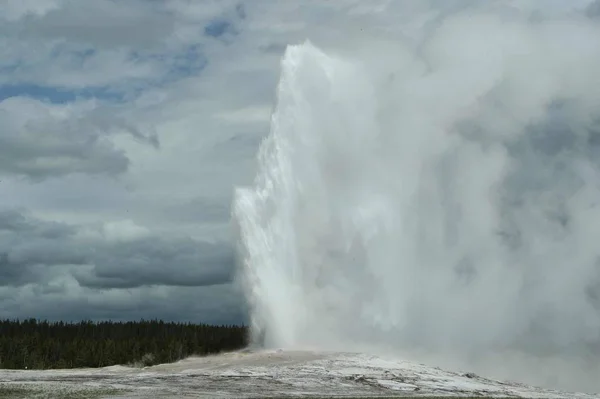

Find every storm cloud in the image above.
[0,208,239,324]
[0,209,234,289]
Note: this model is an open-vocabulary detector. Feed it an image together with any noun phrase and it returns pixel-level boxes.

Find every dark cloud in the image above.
[586,1,600,18]
[0,99,127,180]
[77,238,235,289]
[0,209,76,240]
[162,197,231,224]
[235,3,247,20]
[0,97,159,180]
[0,210,84,286]
[7,1,177,49]
[205,19,237,38]
[204,2,247,41]
[0,209,234,290]
[0,208,242,323]
[260,43,287,54]
[0,283,246,325]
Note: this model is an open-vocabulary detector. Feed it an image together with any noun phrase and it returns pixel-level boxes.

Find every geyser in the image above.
[233,5,600,393]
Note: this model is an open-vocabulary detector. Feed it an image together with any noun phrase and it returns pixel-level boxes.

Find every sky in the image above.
[0,0,424,325]
[1,0,599,327]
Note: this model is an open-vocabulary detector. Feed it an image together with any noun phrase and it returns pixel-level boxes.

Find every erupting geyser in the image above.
[233,7,600,393]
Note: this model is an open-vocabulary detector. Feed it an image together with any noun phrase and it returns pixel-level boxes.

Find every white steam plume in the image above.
[234,2,600,393]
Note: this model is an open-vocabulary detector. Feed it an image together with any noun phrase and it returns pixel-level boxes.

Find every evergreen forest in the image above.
[0,319,248,369]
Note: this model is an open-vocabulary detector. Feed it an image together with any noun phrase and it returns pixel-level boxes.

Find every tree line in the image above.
[0,319,248,369]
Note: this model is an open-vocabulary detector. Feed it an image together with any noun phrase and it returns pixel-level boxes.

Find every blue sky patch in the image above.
[0,84,125,103]
[171,44,208,76]
[1,44,209,104]
[204,19,237,38]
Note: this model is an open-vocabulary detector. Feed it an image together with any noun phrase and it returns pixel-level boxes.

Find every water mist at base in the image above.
[233,8,600,393]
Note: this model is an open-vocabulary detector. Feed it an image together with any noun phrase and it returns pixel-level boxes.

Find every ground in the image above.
[0,349,598,398]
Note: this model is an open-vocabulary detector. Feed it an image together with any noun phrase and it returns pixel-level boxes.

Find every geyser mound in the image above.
[233,8,600,392]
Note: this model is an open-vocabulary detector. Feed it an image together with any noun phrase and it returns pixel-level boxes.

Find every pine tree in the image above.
[0,319,248,369]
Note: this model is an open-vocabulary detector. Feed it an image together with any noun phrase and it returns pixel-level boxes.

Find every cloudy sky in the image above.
[0,0,412,325]
[1,0,598,326]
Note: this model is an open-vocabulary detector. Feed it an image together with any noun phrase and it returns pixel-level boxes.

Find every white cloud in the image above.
[214,105,273,125]
[102,220,150,242]
[1,0,63,21]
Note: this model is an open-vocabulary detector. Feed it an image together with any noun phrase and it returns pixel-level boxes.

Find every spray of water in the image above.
[233,5,600,393]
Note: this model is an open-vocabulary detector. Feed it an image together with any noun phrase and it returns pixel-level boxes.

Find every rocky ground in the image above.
[0,349,598,398]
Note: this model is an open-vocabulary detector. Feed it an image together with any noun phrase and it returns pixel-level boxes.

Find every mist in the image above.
[233,1,600,393]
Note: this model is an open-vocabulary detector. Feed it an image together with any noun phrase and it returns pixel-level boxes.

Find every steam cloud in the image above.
[234,2,600,393]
